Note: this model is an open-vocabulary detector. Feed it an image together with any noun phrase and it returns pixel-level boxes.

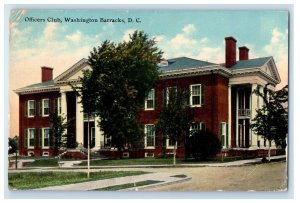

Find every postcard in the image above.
[8,9,288,192]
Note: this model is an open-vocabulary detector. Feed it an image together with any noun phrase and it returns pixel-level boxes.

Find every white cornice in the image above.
[14,86,60,95]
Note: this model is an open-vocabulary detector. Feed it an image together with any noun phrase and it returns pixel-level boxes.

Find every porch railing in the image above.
[238,109,251,117]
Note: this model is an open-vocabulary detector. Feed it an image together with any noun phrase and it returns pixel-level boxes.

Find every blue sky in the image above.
[9,9,288,136]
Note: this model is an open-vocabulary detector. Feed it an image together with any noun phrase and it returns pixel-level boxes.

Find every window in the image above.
[28,100,36,117]
[28,128,35,148]
[220,122,228,148]
[145,89,155,110]
[145,124,155,148]
[43,128,50,148]
[190,122,205,136]
[167,87,177,104]
[166,137,176,148]
[43,99,50,116]
[190,84,204,107]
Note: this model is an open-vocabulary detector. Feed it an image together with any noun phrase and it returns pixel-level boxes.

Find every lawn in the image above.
[95,180,162,191]
[78,156,243,166]
[8,171,148,190]
[26,158,59,167]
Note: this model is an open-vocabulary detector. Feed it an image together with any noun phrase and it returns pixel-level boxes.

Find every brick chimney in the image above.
[225,36,237,68]
[41,66,53,82]
[239,46,249,61]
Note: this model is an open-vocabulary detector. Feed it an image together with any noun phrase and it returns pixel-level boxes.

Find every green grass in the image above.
[78,156,243,166]
[27,158,59,167]
[8,171,148,190]
[95,180,162,191]
[170,174,187,178]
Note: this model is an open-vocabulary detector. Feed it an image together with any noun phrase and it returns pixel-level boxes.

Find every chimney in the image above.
[225,36,237,68]
[41,66,53,82]
[239,46,249,60]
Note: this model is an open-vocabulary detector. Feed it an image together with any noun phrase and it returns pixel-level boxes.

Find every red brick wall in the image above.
[139,74,229,158]
[19,91,60,156]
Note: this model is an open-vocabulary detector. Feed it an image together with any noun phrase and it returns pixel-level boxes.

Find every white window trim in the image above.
[42,98,50,117]
[166,86,177,105]
[28,128,35,149]
[42,128,50,149]
[145,89,155,110]
[166,137,177,149]
[28,100,36,118]
[190,84,202,107]
[144,124,155,149]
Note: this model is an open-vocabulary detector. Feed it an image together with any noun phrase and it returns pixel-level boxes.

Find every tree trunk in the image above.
[87,116,90,178]
[268,140,271,162]
[15,153,18,170]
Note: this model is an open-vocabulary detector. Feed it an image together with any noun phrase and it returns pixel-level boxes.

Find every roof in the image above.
[24,80,55,88]
[223,56,272,70]
[159,57,217,72]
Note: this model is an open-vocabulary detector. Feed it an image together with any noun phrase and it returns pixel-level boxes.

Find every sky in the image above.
[9,9,289,137]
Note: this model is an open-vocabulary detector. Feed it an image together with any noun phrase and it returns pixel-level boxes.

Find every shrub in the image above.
[185,130,221,160]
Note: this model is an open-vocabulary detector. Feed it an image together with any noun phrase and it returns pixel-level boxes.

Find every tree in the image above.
[156,88,194,165]
[8,136,19,169]
[74,30,163,154]
[49,113,68,165]
[186,130,221,160]
[251,84,288,161]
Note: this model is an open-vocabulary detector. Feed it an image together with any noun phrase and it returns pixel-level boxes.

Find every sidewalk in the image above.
[58,155,286,169]
[33,172,191,191]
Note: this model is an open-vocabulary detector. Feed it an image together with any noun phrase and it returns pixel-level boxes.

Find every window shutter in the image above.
[201,123,206,131]
[39,100,42,116]
[49,99,52,113]
[155,130,158,147]
[162,88,167,107]
[24,101,28,117]
[24,128,28,148]
[201,84,205,105]
[154,89,157,109]
[33,100,36,116]
[33,128,36,146]
[54,98,58,114]
[39,128,43,147]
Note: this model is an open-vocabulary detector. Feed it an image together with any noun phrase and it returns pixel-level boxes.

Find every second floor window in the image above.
[190,84,205,107]
[43,99,50,116]
[145,89,155,110]
[28,100,36,117]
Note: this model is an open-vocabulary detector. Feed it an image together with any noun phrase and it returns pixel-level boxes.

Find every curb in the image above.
[119,176,192,191]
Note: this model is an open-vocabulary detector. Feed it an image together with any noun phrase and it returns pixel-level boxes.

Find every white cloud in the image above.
[182,24,196,35]
[122,29,135,42]
[66,30,82,43]
[43,23,59,39]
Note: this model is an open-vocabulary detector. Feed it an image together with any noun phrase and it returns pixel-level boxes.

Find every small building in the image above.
[15,36,281,158]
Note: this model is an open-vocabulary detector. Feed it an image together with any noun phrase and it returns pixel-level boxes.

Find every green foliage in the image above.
[156,88,194,151]
[49,113,68,154]
[185,130,221,160]
[251,85,288,149]
[74,30,163,151]
[8,136,18,155]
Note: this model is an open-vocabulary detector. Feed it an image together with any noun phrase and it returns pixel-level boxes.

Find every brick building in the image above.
[15,36,281,158]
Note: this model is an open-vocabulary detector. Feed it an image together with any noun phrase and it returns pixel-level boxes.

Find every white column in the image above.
[94,116,102,150]
[76,95,84,147]
[250,84,258,149]
[61,92,68,134]
[236,89,239,148]
[228,85,232,148]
